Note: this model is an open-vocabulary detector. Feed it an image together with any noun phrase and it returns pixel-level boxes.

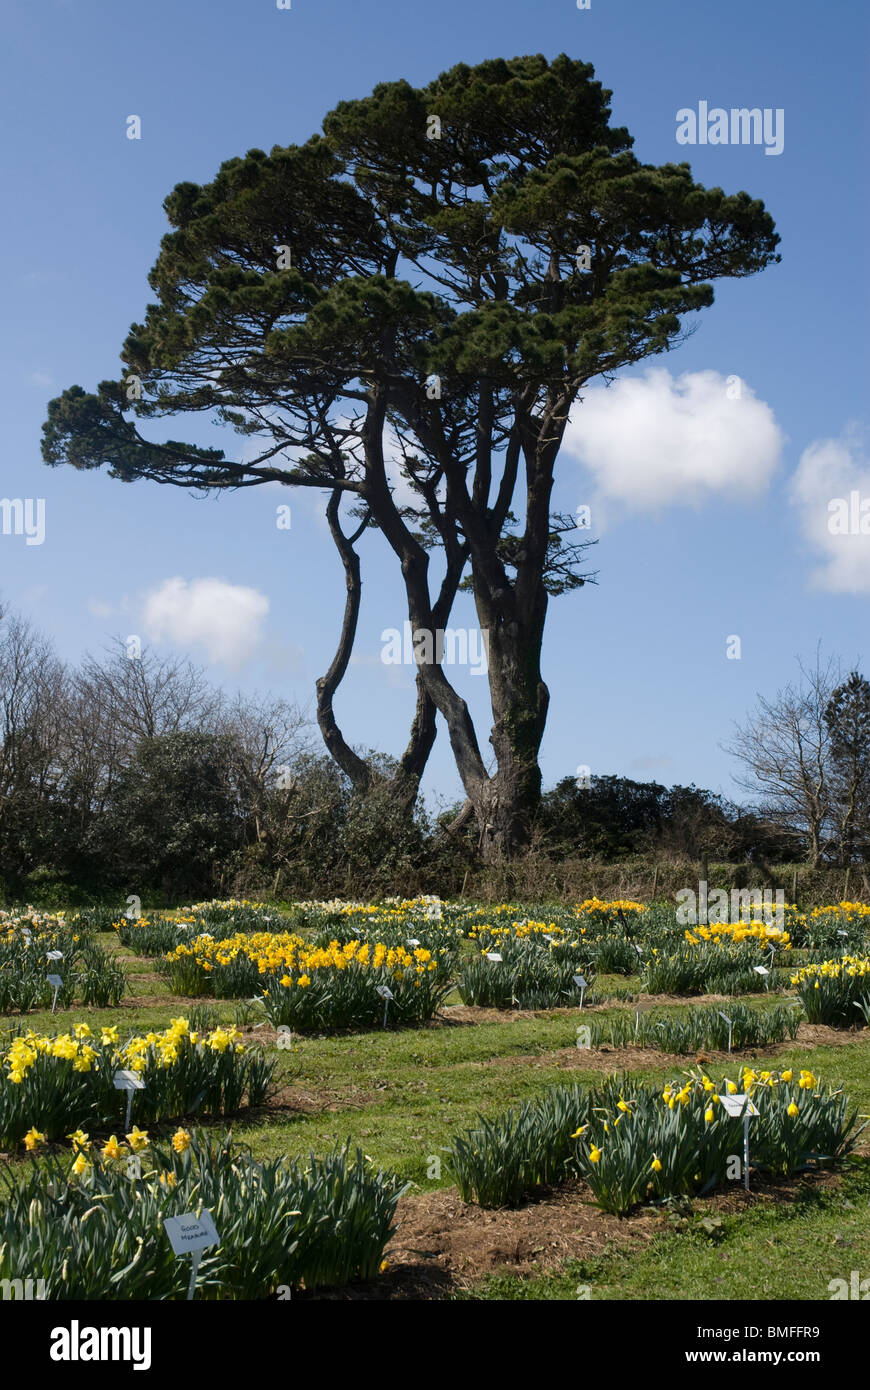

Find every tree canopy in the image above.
[43,53,780,858]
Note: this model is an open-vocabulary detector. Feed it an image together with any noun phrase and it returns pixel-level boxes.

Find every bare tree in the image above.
[0,607,69,869]
[77,640,223,746]
[724,651,841,868]
[217,690,312,841]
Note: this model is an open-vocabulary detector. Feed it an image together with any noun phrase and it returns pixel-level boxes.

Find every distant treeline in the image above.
[0,600,856,904]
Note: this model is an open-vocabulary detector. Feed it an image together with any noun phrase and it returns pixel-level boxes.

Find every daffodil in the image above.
[101,1135,123,1161]
[787,1102,799,1117]
[23,1126,45,1151]
[589,1145,602,1164]
[171,1128,191,1154]
[651,1155,662,1172]
[126,1126,149,1152]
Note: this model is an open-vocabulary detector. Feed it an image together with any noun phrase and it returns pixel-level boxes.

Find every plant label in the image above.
[163,1210,219,1256]
[376,985,394,1001]
[47,951,63,962]
[113,1069,146,1090]
[720,1094,759,1118]
[47,974,63,989]
[485,953,502,963]
[406,938,421,948]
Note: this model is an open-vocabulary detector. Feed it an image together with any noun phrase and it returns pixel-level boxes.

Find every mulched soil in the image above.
[303,1167,850,1299]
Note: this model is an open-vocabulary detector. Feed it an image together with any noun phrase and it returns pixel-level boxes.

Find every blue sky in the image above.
[1,0,868,812]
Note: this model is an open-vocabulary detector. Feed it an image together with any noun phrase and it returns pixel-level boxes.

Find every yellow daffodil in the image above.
[171,1128,191,1154]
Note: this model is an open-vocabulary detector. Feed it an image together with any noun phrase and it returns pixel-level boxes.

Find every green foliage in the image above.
[0,1133,403,1298]
[791,957,870,1027]
[458,935,596,1009]
[450,1070,865,1215]
[0,920,124,1013]
[449,1084,590,1207]
[99,732,243,900]
[590,1002,802,1053]
[0,1022,275,1146]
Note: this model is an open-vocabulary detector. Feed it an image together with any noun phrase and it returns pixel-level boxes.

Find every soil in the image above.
[305,1167,849,1300]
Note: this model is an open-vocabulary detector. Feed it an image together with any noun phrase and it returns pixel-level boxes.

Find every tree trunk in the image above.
[474,615,549,862]
[316,488,438,810]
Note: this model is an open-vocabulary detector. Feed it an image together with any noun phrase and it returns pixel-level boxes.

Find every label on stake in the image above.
[164,1210,219,1255]
[113,1069,146,1091]
[720,1093,759,1118]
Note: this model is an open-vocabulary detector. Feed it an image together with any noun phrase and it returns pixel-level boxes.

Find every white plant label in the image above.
[113,1069,146,1091]
[164,1211,219,1255]
[720,1094,759,1118]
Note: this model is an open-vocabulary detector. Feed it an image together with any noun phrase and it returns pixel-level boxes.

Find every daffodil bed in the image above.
[589,1000,801,1053]
[159,931,453,1030]
[0,1018,274,1146]
[790,956,870,1027]
[0,1130,402,1299]
[0,911,125,1012]
[450,1067,864,1215]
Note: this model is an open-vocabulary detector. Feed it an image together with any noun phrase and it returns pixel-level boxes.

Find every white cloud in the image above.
[142,577,269,668]
[789,427,870,593]
[28,371,53,388]
[562,368,783,517]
